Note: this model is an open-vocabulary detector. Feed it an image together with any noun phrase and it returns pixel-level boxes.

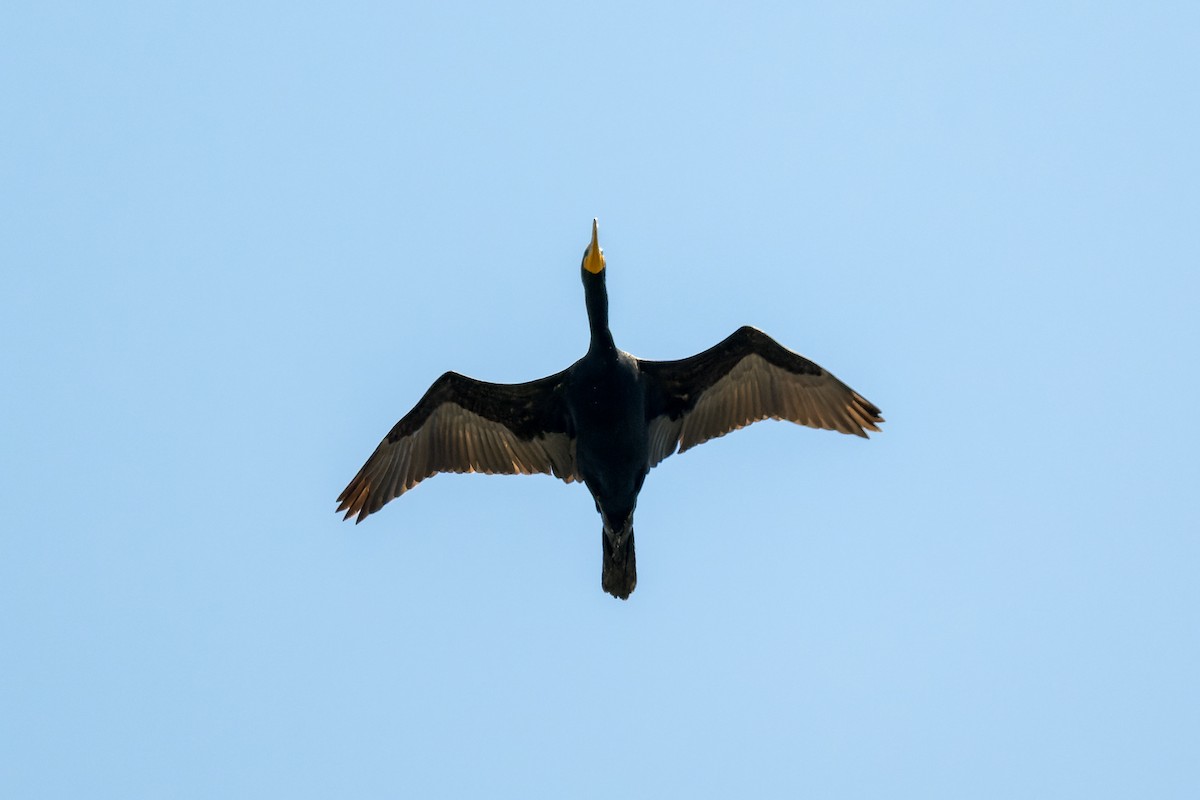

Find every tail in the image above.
[601,521,637,600]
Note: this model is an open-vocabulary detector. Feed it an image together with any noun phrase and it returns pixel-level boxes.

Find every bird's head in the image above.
[581,218,606,276]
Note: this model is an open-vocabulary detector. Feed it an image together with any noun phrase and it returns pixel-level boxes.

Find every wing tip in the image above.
[336,478,374,523]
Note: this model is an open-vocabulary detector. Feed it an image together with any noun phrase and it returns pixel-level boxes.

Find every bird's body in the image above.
[564,346,650,596]
[567,348,649,521]
[337,220,883,599]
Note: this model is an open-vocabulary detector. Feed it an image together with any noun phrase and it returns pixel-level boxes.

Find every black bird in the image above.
[337,220,883,599]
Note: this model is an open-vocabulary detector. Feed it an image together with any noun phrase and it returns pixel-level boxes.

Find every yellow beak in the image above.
[583,218,606,274]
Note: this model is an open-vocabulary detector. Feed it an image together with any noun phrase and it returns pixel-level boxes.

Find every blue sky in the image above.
[2,2,1197,797]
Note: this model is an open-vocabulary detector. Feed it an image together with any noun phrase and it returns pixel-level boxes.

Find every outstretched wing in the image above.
[639,326,883,468]
[337,370,577,523]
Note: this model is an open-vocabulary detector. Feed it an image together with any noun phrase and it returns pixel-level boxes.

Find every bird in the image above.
[337,219,883,599]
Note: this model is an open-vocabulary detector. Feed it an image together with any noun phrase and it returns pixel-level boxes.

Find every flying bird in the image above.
[337,220,883,599]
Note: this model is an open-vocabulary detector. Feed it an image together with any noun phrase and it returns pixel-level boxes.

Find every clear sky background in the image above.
[2,2,1197,798]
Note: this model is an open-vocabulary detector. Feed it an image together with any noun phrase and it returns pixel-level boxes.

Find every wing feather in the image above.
[337,370,577,523]
[640,326,882,467]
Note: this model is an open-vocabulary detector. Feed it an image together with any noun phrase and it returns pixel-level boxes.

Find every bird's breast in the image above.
[565,359,650,491]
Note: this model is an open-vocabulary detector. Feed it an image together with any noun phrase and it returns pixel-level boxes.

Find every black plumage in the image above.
[337,220,883,599]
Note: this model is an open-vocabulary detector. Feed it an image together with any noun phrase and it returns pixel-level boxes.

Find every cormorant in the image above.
[337,220,883,599]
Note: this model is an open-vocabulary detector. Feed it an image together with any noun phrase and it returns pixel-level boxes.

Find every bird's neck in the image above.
[584,270,615,353]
